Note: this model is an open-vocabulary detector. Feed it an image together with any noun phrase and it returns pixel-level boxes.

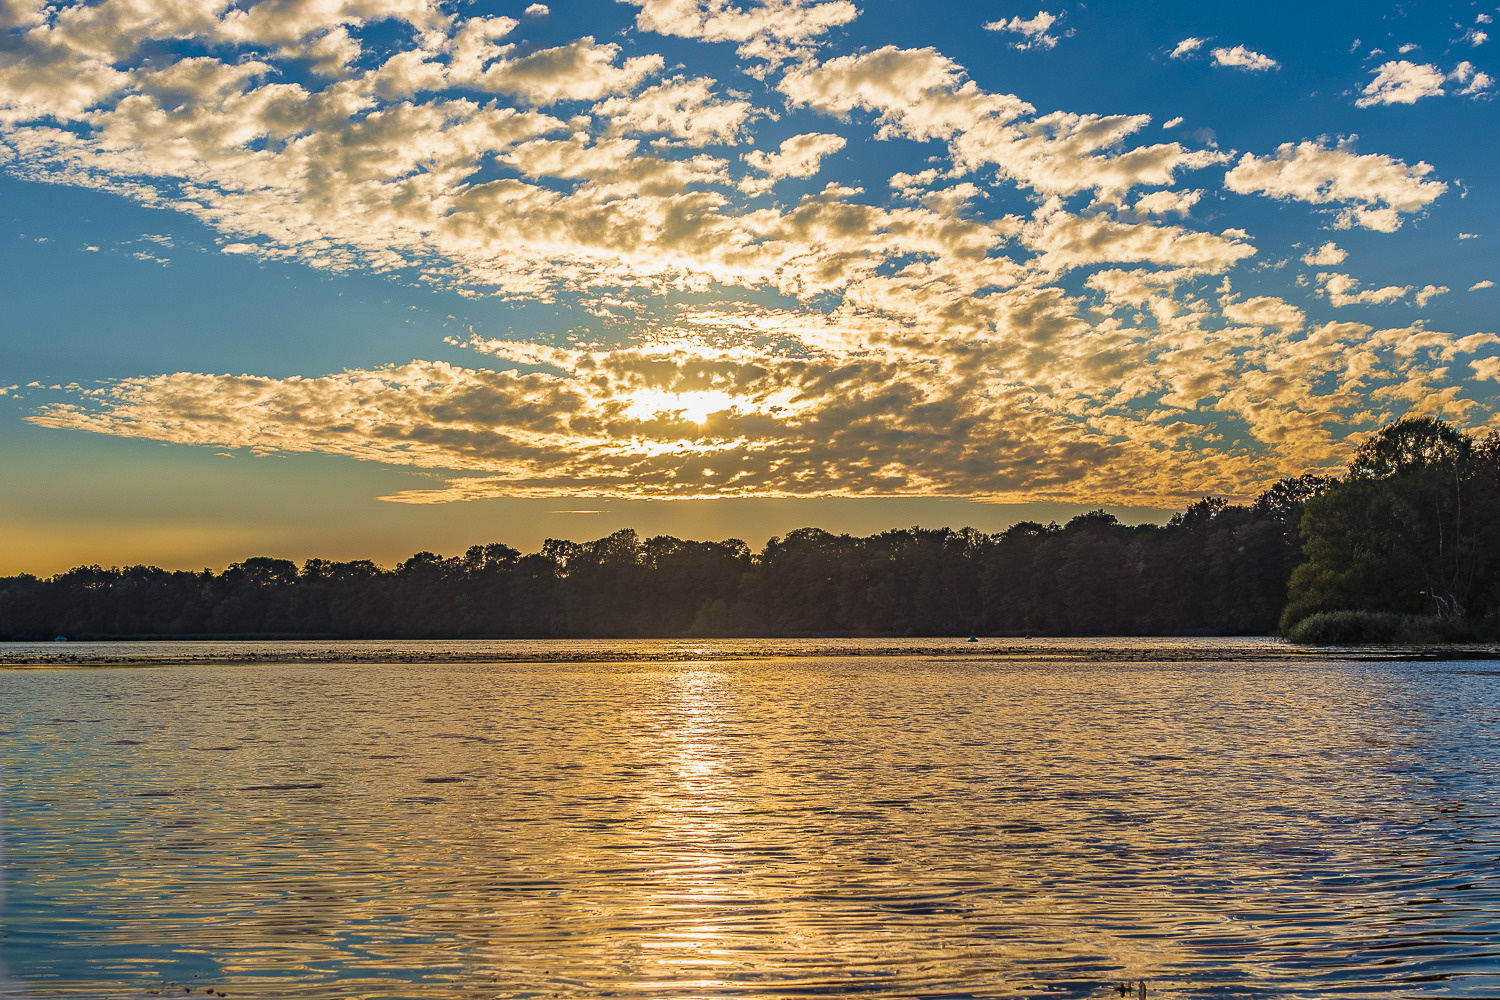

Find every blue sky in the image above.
[1,0,1496,574]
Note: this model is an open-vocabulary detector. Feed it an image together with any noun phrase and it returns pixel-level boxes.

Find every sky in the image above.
[1,0,1497,576]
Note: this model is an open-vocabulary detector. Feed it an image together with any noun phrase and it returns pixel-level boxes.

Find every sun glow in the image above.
[623,389,740,424]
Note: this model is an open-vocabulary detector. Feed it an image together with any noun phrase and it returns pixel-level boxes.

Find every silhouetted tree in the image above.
[1283,418,1497,630]
[13,421,1480,641]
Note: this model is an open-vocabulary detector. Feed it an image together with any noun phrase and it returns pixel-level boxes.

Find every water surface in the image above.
[2,642,1498,998]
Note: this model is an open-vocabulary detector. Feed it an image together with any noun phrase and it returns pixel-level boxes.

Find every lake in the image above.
[2,639,1498,998]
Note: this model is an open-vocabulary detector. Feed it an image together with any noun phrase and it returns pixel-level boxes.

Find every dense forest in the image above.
[3,418,1498,641]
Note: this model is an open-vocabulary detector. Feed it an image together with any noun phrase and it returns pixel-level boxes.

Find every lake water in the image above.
[2,640,1498,998]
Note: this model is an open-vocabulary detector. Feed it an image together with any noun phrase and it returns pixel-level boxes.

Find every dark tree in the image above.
[1282,418,1497,630]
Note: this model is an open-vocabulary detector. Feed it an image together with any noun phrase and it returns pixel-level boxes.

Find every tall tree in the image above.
[1282,418,1490,629]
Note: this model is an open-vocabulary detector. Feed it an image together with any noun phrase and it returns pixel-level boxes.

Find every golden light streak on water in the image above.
[0,641,1498,997]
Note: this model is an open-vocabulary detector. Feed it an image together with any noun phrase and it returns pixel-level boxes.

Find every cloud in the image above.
[0,2,46,31]
[1170,37,1204,59]
[741,131,845,191]
[1132,188,1202,217]
[1022,203,1255,275]
[1472,280,1496,291]
[1415,284,1449,307]
[36,295,1494,507]
[524,4,548,18]
[1300,241,1347,266]
[6,0,1494,508]
[1211,45,1279,71]
[1224,140,1447,232]
[777,45,1032,140]
[217,1,448,46]
[983,11,1063,51]
[1356,60,1447,106]
[594,76,757,145]
[352,16,670,104]
[1318,272,1411,307]
[1356,59,1493,106]
[1451,61,1495,96]
[625,0,859,63]
[779,46,1225,201]
[459,37,664,105]
[21,353,1164,502]
[1220,294,1304,331]
[1162,116,1183,128]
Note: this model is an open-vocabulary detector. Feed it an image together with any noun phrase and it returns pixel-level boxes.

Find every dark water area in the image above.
[2,640,1498,998]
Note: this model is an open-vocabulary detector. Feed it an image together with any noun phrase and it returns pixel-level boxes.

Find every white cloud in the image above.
[1301,241,1347,266]
[1472,280,1496,291]
[217,1,447,47]
[1162,116,1183,128]
[0,2,46,31]
[983,11,1062,51]
[1211,45,1278,71]
[1452,61,1495,95]
[524,4,548,18]
[742,131,845,190]
[625,0,859,63]
[1415,284,1448,307]
[1356,59,1493,106]
[357,17,669,104]
[1224,140,1447,232]
[1221,294,1304,331]
[23,352,1210,502]
[468,38,664,105]
[780,47,1225,201]
[1318,272,1411,307]
[1023,205,1255,275]
[6,0,1493,507]
[1170,37,1204,59]
[1132,188,1202,217]
[594,76,757,145]
[1356,60,1447,106]
[37,297,1493,506]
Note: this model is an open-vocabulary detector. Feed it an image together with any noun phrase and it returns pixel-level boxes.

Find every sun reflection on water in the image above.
[1,652,1499,998]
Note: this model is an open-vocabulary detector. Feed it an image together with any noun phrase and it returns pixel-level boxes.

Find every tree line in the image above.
[2,418,1497,641]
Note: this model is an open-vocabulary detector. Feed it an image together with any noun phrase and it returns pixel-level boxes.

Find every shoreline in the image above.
[4,640,1499,668]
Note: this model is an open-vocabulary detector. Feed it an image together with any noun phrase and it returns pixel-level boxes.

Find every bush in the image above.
[1284,610,1488,645]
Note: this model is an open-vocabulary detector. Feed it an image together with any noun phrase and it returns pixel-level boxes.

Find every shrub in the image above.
[1284,610,1489,645]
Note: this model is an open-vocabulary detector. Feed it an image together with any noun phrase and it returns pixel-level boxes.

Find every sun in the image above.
[622,389,739,425]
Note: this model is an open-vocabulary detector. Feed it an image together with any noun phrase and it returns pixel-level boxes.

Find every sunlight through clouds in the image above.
[3,0,1497,510]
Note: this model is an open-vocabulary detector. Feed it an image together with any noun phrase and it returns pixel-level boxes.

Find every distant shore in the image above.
[4,637,1498,668]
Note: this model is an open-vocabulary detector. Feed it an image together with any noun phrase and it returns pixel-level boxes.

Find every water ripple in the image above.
[2,649,1499,998]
